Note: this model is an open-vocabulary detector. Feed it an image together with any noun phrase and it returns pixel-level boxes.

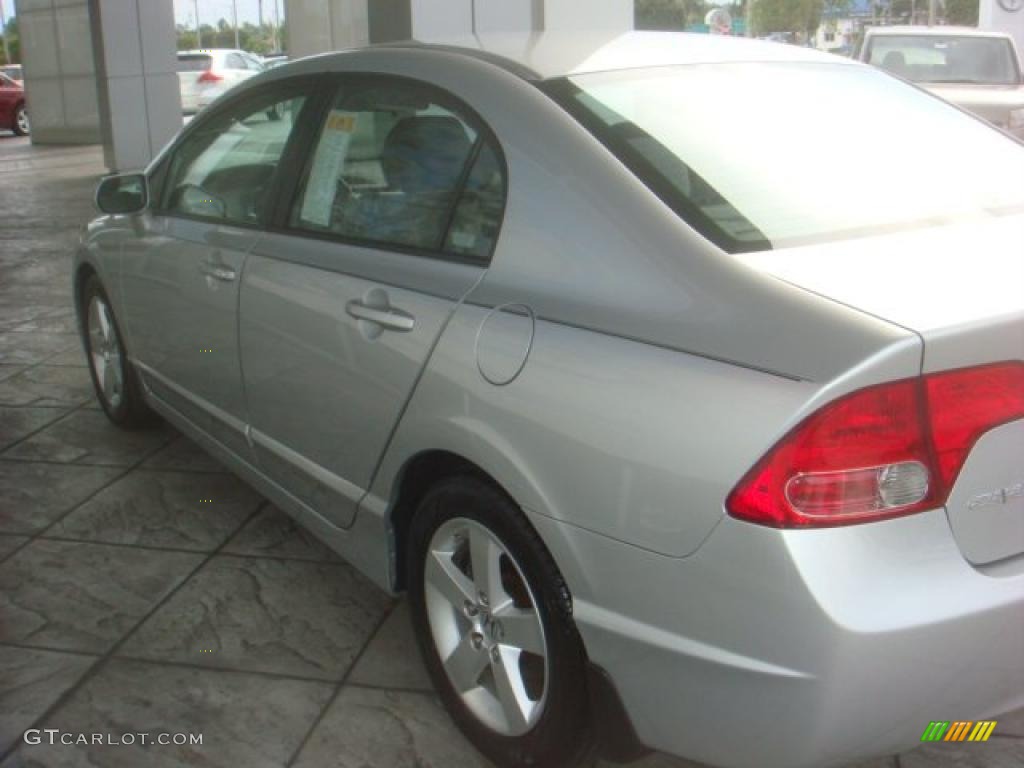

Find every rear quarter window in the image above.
[176,55,212,73]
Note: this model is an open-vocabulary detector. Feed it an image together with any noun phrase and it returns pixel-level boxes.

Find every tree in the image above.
[822,0,852,14]
[635,0,709,30]
[945,0,979,25]
[1,17,18,65]
[176,20,282,55]
[751,0,823,36]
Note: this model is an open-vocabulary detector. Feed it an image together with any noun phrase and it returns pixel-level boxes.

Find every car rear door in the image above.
[239,75,507,527]
[121,80,319,458]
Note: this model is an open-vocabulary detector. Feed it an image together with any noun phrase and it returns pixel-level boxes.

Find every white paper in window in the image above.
[299,111,358,228]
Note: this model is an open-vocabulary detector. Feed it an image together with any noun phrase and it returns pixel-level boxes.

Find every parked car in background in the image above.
[857,26,1024,138]
[0,72,28,135]
[176,49,264,114]
[77,32,1024,768]
[0,64,23,83]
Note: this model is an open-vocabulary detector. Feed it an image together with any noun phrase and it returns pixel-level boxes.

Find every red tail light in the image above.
[197,70,224,84]
[726,361,1024,528]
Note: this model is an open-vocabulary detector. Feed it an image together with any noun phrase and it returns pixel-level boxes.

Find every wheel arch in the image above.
[375,411,572,594]
[389,449,502,592]
[384,444,649,762]
[73,261,98,321]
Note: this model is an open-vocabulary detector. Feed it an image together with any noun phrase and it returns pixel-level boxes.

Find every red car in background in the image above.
[0,72,29,135]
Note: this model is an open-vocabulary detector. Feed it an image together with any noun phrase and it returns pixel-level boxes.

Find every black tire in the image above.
[408,475,595,768]
[12,103,28,136]
[80,275,157,428]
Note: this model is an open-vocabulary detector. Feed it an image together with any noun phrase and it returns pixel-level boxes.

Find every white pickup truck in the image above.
[855,25,1024,139]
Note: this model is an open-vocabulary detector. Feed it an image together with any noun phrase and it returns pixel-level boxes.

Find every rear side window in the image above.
[176,55,212,73]
[160,91,307,225]
[290,79,506,261]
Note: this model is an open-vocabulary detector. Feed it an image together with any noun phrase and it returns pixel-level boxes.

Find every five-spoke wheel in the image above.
[425,517,549,735]
[87,294,125,411]
[14,104,29,136]
[80,275,155,428]
[409,476,594,768]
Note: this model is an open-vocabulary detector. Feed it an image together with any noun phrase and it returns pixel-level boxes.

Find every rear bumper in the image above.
[533,509,1024,768]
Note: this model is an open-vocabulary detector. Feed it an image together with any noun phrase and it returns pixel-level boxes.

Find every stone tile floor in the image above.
[0,135,1021,768]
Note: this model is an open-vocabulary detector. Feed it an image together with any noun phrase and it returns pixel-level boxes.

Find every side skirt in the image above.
[143,385,398,594]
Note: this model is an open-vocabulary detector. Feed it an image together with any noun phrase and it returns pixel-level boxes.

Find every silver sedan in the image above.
[74,31,1024,768]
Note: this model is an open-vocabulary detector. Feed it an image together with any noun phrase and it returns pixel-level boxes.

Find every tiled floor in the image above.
[1,137,1021,768]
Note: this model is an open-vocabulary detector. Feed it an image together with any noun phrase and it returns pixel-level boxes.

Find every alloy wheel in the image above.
[87,295,124,410]
[16,106,29,135]
[424,517,549,736]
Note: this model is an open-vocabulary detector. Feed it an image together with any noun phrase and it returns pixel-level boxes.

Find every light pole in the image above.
[274,0,281,53]
[233,0,240,49]
[194,0,201,48]
[1,0,13,65]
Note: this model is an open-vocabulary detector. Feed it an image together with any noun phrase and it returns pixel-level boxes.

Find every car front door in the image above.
[239,75,507,527]
[120,82,316,457]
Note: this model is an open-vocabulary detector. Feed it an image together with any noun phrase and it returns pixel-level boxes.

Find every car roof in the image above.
[354,30,842,81]
[864,25,1013,39]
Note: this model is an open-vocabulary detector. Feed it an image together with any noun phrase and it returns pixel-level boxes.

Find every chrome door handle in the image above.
[200,263,237,282]
[345,300,415,332]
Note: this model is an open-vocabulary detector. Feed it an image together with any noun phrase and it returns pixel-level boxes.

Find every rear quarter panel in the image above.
[375,304,807,557]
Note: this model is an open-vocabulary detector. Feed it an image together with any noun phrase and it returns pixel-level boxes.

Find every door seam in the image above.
[362,266,491,503]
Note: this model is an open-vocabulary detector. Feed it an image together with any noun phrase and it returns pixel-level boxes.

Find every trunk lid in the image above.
[176,54,213,103]
[739,215,1024,565]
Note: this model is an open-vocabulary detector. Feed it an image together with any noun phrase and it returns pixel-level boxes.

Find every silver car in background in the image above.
[857,26,1024,138]
[75,32,1024,768]
[175,49,265,114]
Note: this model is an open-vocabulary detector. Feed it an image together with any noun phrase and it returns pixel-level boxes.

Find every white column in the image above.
[90,0,182,171]
[537,0,633,32]
[979,0,1024,63]
[17,0,101,143]
[286,0,370,59]
[286,0,633,54]
[17,0,181,171]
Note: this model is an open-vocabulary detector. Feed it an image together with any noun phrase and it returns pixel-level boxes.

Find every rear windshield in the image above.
[541,63,1024,253]
[868,35,1021,85]
[176,54,213,73]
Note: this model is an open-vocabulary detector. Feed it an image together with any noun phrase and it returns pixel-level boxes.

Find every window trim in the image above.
[150,75,329,231]
[270,72,509,268]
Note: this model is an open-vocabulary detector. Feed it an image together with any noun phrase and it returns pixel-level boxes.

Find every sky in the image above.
[0,0,282,27]
[173,0,284,28]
